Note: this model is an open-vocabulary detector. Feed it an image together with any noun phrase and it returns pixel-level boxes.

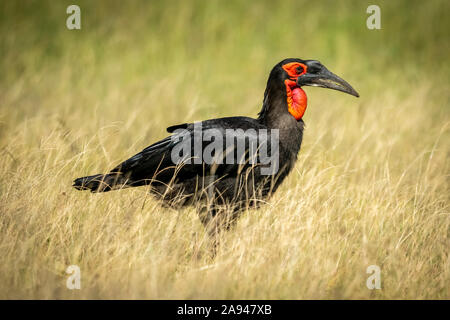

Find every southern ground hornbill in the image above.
[73,58,359,234]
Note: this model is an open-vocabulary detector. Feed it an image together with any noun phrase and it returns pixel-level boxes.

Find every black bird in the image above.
[73,58,359,233]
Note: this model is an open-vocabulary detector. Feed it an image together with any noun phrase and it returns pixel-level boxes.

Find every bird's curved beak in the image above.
[297,66,359,98]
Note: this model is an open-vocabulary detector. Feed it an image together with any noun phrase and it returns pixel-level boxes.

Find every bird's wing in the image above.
[166,123,188,133]
[108,117,274,186]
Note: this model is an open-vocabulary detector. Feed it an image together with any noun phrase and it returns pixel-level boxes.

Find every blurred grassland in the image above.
[0,0,449,299]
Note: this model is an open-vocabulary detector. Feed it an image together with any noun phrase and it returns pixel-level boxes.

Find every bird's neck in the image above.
[257,84,304,129]
[257,84,305,173]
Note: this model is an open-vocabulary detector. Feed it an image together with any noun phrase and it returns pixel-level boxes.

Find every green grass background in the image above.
[0,0,449,299]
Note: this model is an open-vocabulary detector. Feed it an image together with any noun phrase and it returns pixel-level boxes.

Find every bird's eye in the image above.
[296,66,304,75]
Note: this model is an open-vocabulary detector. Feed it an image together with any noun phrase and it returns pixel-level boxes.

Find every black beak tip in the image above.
[340,80,359,98]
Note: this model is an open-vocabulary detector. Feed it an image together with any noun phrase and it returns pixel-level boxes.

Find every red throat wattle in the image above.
[285,79,307,120]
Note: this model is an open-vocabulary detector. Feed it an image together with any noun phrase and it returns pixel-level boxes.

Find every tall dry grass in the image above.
[0,0,448,298]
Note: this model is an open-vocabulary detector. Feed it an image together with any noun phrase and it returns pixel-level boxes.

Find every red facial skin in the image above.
[282,62,308,120]
[284,79,307,120]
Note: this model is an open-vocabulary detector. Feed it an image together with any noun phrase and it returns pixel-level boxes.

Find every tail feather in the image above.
[72,173,127,192]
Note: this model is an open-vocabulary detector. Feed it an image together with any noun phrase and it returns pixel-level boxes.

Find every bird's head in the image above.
[266,58,359,120]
